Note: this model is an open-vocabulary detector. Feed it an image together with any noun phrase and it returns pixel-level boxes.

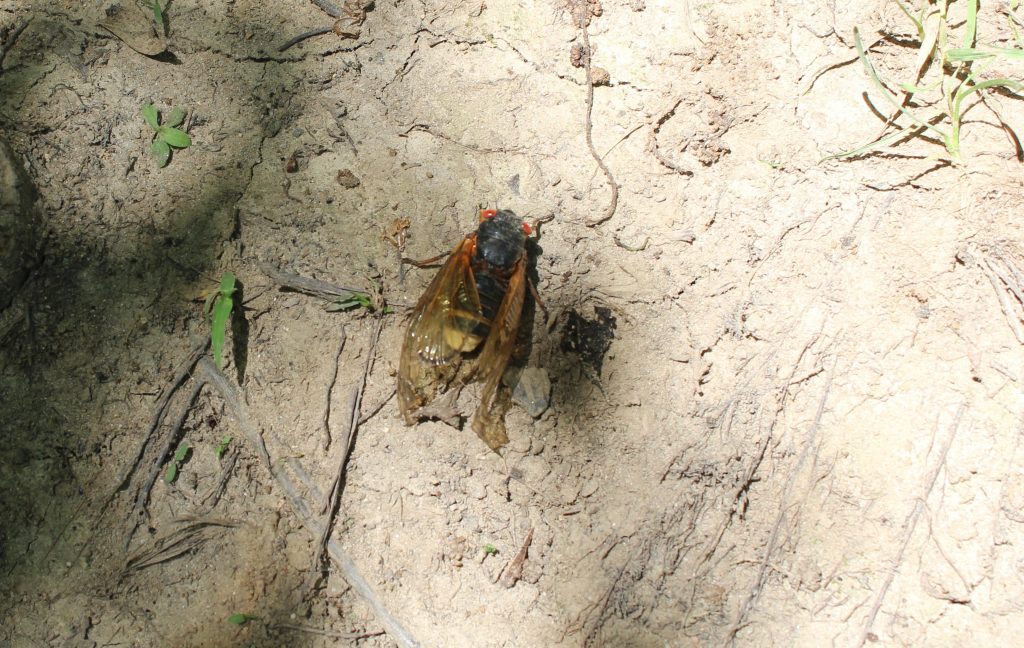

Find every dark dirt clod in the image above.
[560,306,616,374]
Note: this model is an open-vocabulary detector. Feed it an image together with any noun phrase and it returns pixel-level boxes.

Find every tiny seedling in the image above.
[145,0,166,36]
[483,544,498,556]
[164,443,191,484]
[215,434,232,458]
[326,279,393,314]
[204,272,236,370]
[227,613,258,626]
[828,0,1024,163]
[141,103,191,167]
[327,291,373,312]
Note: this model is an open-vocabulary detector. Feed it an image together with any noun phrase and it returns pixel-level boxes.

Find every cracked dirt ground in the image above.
[3,0,1024,646]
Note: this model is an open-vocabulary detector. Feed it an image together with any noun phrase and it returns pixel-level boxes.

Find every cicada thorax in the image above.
[441,210,527,357]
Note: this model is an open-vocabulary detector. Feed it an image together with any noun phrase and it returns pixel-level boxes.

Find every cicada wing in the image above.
[470,256,527,451]
[398,235,483,424]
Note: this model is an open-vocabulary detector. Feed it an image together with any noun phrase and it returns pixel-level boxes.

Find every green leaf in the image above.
[141,103,159,130]
[963,0,978,50]
[219,271,237,297]
[151,139,171,167]
[174,444,191,463]
[160,127,192,149]
[947,46,1024,62]
[216,435,232,458]
[326,292,372,312]
[151,0,164,31]
[165,463,178,483]
[227,613,257,625]
[210,272,236,370]
[483,544,498,555]
[203,291,218,318]
[166,106,186,127]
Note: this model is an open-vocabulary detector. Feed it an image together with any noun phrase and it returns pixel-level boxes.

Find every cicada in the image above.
[397,208,534,451]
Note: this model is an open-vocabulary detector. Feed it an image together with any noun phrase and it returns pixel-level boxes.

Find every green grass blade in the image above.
[1009,15,1024,48]
[963,0,978,49]
[945,48,992,62]
[955,78,1024,115]
[852,28,947,139]
[822,121,927,161]
[894,0,926,41]
[949,45,1024,61]
[898,78,942,94]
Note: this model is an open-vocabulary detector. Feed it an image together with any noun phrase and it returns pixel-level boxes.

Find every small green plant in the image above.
[327,291,373,312]
[227,613,258,626]
[141,103,191,167]
[164,443,191,484]
[205,272,237,370]
[828,0,1024,163]
[326,290,393,314]
[215,434,232,458]
[483,544,498,556]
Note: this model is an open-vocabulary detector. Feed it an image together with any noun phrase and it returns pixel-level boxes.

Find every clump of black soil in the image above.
[560,306,617,374]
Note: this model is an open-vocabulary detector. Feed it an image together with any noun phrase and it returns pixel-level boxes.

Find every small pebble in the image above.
[466,480,487,500]
[512,367,551,418]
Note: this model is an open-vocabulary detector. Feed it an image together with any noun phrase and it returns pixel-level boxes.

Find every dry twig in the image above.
[111,337,208,499]
[271,439,421,648]
[127,376,207,546]
[197,357,272,469]
[272,623,385,640]
[855,406,964,647]
[313,318,383,570]
[190,352,419,646]
[498,528,534,588]
[260,261,369,300]
[123,518,237,574]
[322,327,348,450]
[198,445,240,513]
[576,5,619,227]
[725,354,838,645]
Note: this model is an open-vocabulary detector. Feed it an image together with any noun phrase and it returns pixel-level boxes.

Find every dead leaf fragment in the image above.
[336,169,360,188]
[499,528,534,588]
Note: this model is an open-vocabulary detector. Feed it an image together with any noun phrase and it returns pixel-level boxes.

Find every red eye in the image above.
[522,222,532,235]
[480,209,497,219]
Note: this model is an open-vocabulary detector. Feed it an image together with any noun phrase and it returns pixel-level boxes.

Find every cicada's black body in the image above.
[397,208,534,451]
[469,210,527,341]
